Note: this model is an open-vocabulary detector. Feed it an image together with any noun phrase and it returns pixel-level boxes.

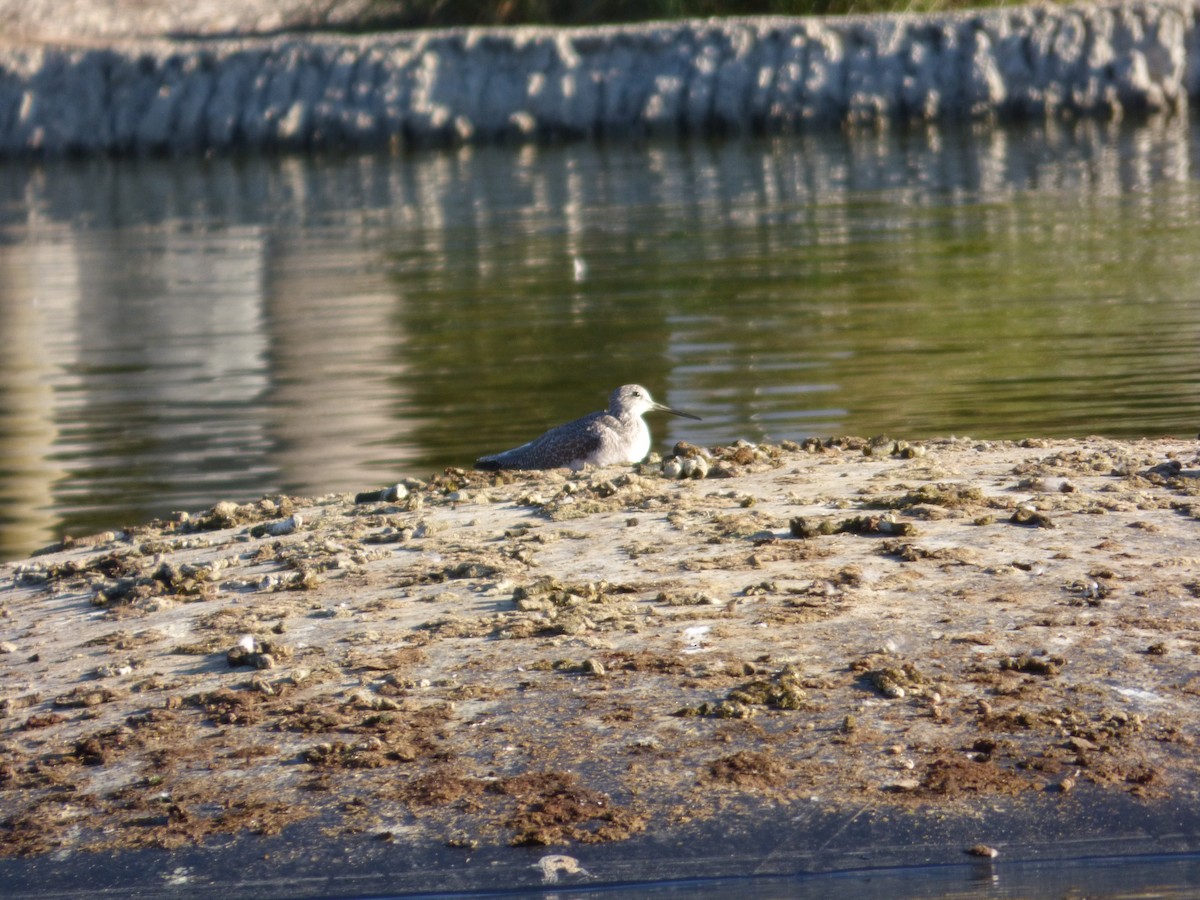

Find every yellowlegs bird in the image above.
[475,384,701,471]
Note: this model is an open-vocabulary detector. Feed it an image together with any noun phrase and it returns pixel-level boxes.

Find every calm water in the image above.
[2,116,1200,560]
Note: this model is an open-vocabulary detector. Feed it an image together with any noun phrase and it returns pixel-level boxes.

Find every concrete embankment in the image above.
[0,1,1197,156]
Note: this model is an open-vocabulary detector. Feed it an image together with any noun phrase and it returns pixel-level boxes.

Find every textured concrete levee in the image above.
[0,2,1198,156]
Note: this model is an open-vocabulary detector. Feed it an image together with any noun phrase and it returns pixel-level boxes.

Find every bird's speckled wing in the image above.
[475,411,611,470]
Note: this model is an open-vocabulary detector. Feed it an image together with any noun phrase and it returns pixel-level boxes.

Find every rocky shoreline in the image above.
[2,436,1200,893]
[0,1,1196,156]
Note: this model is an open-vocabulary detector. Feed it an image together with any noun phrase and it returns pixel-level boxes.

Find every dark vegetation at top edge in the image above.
[266,0,1026,34]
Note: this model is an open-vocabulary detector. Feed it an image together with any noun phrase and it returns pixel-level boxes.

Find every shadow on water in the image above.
[2,114,1200,558]
[3,782,1200,898]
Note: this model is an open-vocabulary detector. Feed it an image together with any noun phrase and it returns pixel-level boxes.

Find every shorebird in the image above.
[475,384,701,471]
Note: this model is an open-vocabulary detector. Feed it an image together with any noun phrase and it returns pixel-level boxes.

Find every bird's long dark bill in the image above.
[656,404,701,421]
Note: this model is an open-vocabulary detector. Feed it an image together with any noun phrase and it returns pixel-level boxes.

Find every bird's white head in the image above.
[608,385,701,421]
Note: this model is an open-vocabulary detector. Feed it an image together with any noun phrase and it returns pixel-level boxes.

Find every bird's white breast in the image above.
[623,420,652,463]
[584,417,651,467]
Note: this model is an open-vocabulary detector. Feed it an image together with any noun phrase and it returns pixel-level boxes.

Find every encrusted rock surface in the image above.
[2,437,1200,893]
[0,1,1196,156]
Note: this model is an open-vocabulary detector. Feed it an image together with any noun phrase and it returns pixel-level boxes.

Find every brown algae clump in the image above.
[877,483,986,511]
[726,664,811,710]
[852,659,932,699]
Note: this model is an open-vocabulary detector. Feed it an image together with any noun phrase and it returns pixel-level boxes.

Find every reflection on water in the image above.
[1,115,1199,559]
